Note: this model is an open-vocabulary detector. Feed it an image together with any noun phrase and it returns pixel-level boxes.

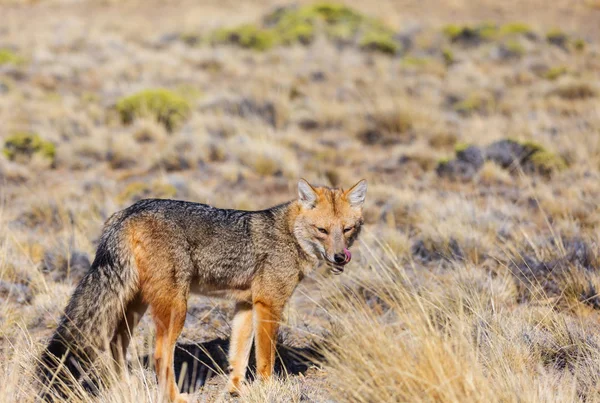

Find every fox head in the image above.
[294,179,367,274]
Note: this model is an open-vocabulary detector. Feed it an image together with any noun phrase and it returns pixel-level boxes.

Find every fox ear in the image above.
[345,179,367,208]
[298,179,318,209]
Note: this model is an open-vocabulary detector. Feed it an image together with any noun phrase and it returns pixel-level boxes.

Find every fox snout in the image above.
[331,248,352,265]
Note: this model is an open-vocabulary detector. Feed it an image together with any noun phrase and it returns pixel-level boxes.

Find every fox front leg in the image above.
[227,302,254,395]
[253,300,283,380]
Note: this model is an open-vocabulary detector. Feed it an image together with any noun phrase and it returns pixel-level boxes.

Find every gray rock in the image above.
[485,139,532,169]
[456,145,484,169]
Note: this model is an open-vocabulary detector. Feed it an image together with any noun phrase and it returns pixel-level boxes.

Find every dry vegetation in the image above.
[2,0,600,401]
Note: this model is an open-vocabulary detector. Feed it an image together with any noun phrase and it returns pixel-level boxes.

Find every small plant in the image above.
[453,93,494,116]
[3,132,56,164]
[499,22,532,36]
[546,29,568,47]
[211,24,277,51]
[360,31,399,55]
[454,142,471,153]
[573,38,586,51]
[0,49,24,65]
[443,23,498,44]
[208,3,398,54]
[116,89,191,132]
[442,48,454,65]
[543,66,567,81]
[529,149,567,174]
[502,40,525,58]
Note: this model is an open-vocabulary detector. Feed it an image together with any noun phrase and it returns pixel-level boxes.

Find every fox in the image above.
[37,178,367,402]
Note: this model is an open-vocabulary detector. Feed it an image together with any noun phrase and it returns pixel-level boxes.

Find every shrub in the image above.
[546,29,568,47]
[502,40,525,57]
[453,92,494,116]
[360,31,399,55]
[3,132,56,164]
[0,49,23,65]
[209,3,399,54]
[528,149,567,174]
[211,24,277,51]
[499,22,532,36]
[116,89,191,132]
[443,23,497,44]
[543,66,567,81]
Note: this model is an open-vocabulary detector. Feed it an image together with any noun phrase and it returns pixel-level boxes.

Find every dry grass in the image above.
[2,0,600,401]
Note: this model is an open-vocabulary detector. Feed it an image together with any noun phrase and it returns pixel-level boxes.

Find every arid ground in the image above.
[2,0,600,401]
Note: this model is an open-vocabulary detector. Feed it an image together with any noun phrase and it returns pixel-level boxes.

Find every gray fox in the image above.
[38,179,367,402]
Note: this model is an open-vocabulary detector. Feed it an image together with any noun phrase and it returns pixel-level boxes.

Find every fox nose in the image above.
[333,253,346,264]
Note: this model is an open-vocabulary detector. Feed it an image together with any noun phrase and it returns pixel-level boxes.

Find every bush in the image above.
[3,132,56,164]
[543,66,567,80]
[0,49,23,65]
[211,24,277,51]
[116,89,191,132]
[360,31,399,55]
[546,29,568,47]
[209,3,399,54]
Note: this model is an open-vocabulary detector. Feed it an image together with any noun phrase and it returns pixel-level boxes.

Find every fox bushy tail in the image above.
[37,219,139,400]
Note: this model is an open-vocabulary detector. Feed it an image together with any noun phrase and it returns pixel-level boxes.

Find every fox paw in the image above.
[227,377,243,396]
[174,393,192,403]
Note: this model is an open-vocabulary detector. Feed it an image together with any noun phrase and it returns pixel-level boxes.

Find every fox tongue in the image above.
[343,248,352,264]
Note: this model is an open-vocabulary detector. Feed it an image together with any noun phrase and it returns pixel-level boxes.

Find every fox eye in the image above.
[317,227,328,234]
[343,226,354,233]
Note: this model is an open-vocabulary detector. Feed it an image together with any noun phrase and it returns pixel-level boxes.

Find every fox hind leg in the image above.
[227,301,254,395]
[110,293,148,376]
[151,295,188,402]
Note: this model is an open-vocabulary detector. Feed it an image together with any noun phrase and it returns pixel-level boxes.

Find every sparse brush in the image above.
[116,89,192,132]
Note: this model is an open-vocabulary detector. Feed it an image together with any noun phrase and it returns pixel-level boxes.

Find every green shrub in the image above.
[116,89,191,132]
[442,48,454,65]
[503,40,525,57]
[443,23,497,43]
[546,29,568,46]
[209,3,398,54]
[3,132,56,164]
[454,142,471,153]
[443,22,532,44]
[499,23,532,36]
[453,93,494,116]
[573,38,586,51]
[360,31,399,54]
[509,139,566,175]
[211,24,277,51]
[0,49,23,65]
[529,150,567,174]
[543,66,567,81]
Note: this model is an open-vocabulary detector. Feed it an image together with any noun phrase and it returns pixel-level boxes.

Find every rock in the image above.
[436,159,479,181]
[485,139,532,169]
[456,145,484,169]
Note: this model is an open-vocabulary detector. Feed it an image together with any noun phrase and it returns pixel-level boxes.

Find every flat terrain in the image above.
[2,0,600,402]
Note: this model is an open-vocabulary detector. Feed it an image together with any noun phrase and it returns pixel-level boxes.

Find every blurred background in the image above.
[2,0,600,401]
